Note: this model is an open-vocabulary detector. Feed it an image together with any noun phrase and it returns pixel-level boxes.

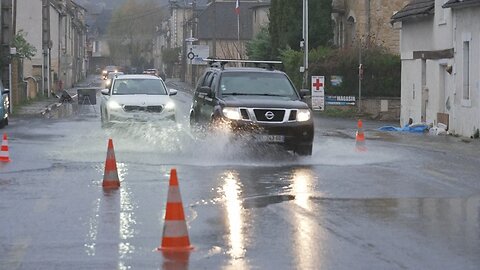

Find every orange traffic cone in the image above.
[102,138,120,188]
[355,119,367,152]
[0,133,10,162]
[158,168,193,251]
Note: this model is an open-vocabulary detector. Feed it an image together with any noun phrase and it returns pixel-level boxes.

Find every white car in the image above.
[100,74,177,127]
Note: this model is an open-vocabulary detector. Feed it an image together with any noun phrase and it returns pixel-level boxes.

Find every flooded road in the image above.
[1,88,479,269]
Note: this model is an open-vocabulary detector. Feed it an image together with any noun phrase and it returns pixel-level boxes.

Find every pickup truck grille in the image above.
[253,109,285,122]
[236,108,300,123]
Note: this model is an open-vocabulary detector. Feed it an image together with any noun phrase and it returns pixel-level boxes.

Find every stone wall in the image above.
[326,97,401,121]
[359,97,400,121]
[340,0,410,54]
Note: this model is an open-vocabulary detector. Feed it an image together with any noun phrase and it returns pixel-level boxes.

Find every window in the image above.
[463,38,470,103]
[437,0,448,25]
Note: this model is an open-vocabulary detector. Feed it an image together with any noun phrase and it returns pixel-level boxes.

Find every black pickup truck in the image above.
[189,59,314,155]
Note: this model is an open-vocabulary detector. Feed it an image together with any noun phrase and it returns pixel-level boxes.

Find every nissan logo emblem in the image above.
[265,111,275,120]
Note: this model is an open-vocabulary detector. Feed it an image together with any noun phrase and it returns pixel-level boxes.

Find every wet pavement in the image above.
[1,76,480,270]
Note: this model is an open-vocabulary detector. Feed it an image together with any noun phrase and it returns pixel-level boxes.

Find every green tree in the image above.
[12,30,37,60]
[246,26,273,60]
[107,0,164,68]
[269,0,332,58]
[162,47,181,77]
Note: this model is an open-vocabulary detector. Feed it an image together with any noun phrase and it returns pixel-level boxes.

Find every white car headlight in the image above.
[107,101,122,110]
[222,107,242,120]
[165,101,175,111]
[297,109,311,122]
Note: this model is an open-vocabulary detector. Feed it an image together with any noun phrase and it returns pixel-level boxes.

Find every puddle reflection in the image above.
[84,163,136,270]
[289,168,324,269]
[220,170,248,270]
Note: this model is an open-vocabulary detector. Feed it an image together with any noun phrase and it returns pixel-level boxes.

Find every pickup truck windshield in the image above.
[219,72,298,98]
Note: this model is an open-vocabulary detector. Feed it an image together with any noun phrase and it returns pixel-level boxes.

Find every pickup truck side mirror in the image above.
[198,86,213,97]
[299,89,311,98]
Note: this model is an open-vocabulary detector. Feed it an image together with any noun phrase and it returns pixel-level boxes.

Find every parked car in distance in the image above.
[105,71,124,87]
[142,68,167,81]
[189,59,314,155]
[0,80,10,129]
[100,74,177,128]
[102,65,119,80]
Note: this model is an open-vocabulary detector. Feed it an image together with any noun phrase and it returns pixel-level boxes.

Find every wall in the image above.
[451,6,480,137]
[326,97,401,121]
[252,5,269,37]
[360,97,401,121]
[50,5,60,88]
[336,0,410,54]
[400,59,423,125]
[398,1,455,129]
[16,0,43,79]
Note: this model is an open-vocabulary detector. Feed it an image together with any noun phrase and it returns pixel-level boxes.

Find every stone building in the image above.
[331,0,410,54]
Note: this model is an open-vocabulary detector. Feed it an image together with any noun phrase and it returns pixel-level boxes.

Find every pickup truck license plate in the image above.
[255,134,285,143]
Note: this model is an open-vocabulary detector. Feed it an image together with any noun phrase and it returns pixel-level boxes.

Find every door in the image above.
[201,72,217,123]
[421,59,427,122]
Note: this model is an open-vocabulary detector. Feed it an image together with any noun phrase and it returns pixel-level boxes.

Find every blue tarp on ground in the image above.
[378,124,429,133]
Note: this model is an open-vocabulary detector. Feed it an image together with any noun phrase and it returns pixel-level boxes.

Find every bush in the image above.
[281,46,401,97]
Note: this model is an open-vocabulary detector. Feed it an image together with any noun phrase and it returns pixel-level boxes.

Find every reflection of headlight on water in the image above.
[222,107,242,120]
[106,79,112,86]
[297,109,311,122]
[107,101,122,110]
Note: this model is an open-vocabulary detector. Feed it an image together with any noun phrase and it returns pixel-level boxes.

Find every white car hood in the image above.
[109,94,172,106]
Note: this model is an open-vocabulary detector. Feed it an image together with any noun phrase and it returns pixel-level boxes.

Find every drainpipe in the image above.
[366,0,371,45]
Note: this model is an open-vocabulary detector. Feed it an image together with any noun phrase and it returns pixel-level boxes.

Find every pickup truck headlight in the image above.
[297,109,311,122]
[222,107,242,120]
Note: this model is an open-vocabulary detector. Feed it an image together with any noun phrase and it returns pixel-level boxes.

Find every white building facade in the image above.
[392,0,480,137]
[444,0,480,137]
[16,0,86,95]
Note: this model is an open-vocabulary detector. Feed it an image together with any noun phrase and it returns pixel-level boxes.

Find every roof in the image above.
[169,0,210,8]
[443,0,480,8]
[391,0,435,23]
[221,67,284,73]
[197,1,259,40]
[115,74,160,80]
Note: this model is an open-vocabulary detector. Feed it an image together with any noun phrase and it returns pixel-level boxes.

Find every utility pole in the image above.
[212,0,216,58]
[358,45,363,113]
[1,0,14,112]
[181,0,186,82]
[301,0,309,89]
[42,0,51,97]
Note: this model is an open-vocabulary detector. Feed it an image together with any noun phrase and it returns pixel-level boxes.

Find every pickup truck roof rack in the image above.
[204,58,282,70]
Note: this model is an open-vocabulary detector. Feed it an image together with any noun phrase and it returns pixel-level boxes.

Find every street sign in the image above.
[185,37,198,42]
[311,76,325,111]
[186,45,209,65]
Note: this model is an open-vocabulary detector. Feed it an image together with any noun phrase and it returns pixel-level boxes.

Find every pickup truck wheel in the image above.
[294,144,313,156]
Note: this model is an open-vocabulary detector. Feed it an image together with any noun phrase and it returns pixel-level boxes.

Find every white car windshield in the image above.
[112,79,167,95]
